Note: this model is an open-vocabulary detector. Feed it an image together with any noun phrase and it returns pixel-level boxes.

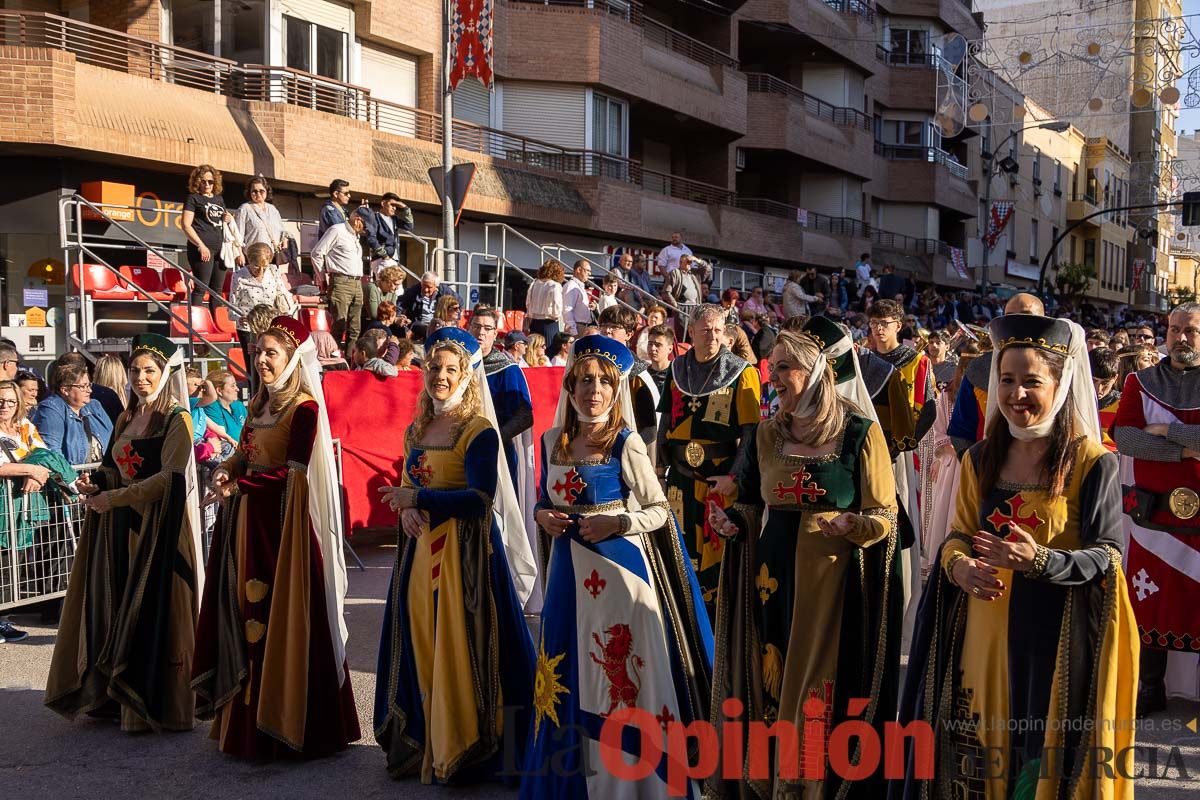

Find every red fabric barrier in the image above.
[324,366,565,532]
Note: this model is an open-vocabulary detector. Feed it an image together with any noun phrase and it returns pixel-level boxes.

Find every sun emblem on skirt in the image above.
[534,642,569,733]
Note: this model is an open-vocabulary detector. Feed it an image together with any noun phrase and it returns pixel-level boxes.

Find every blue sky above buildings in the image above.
[1179,0,1199,134]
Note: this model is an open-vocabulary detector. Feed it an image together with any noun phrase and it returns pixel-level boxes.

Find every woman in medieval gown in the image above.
[192,316,360,758]
[894,314,1139,800]
[520,334,714,799]
[46,333,202,733]
[374,326,538,783]
[707,322,901,800]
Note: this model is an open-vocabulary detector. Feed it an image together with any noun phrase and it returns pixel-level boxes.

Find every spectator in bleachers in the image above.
[525,333,549,367]
[549,331,574,366]
[526,258,565,344]
[626,253,654,303]
[311,212,366,353]
[355,192,414,268]
[181,164,233,317]
[230,243,296,393]
[92,354,129,413]
[353,330,398,378]
[369,300,410,340]
[365,265,402,324]
[312,330,349,372]
[239,304,277,396]
[597,273,620,314]
[32,362,113,465]
[394,339,416,371]
[505,331,530,367]
[235,176,291,268]
[432,294,462,330]
[634,304,667,362]
[14,370,43,418]
[827,271,849,312]
[318,178,352,237]
[741,286,769,316]
[399,271,456,327]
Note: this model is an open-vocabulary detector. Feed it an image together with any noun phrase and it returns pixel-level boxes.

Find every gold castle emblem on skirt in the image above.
[684,441,705,468]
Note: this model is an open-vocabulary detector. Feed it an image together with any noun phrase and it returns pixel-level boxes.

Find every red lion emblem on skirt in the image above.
[589,623,645,715]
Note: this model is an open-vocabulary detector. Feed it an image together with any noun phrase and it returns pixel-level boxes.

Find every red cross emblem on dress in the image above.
[986,494,1045,538]
[115,442,144,480]
[584,569,606,598]
[773,466,827,505]
[241,434,259,466]
[553,468,587,505]
[409,453,435,488]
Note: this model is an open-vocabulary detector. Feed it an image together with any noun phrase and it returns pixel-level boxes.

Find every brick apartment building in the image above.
[0,0,985,333]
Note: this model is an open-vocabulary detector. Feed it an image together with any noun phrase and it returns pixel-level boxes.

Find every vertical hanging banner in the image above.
[948,246,970,280]
[982,201,1015,249]
[448,0,495,90]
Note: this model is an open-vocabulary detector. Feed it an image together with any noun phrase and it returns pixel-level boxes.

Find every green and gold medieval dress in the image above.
[709,412,900,799]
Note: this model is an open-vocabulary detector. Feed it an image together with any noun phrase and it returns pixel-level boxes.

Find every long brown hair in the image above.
[975,346,1079,498]
[248,332,304,417]
[559,355,626,454]
[119,350,181,433]
[410,341,482,443]
[767,330,849,447]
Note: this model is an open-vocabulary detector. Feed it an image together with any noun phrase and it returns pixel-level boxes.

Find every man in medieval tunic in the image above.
[656,304,761,623]
[865,299,935,649]
[1113,302,1200,715]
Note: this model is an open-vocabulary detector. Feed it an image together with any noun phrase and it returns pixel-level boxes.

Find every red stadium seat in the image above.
[303,307,332,332]
[162,268,189,300]
[505,310,526,332]
[214,305,238,334]
[459,310,472,330]
[226,347,248,380]
[71,263,136,300]
[169,303,235,343]
[118,266,174,302]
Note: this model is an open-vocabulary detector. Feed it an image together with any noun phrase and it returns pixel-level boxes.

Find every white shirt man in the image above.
[311,217,365,284]
[655,231,693,276]
[563,262,593,335]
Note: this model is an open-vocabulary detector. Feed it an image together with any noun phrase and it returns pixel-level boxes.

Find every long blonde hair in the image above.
[559,355,626,454]
[93,354,128,409]
[526,333,548,367]
[768,330,849,447]
[410,341,483,442]
[248,332,304,417]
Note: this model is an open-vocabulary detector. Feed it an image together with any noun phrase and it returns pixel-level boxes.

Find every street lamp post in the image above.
[978,120,1071,297]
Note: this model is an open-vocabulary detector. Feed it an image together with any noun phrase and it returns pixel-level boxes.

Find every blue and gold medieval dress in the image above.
[521,427,714,799]
[374,415,536,783]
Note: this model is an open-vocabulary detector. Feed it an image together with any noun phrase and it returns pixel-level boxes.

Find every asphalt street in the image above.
[2,531,1198,798]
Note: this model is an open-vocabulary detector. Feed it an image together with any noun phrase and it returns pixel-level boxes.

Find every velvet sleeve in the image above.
[107,411,192,510]
[846,421,898,548]
[1112,374,1184,462]
[1026,452,1121,585]
[235,401,318,494]
[415,425,498,518]
[947,376,980,457]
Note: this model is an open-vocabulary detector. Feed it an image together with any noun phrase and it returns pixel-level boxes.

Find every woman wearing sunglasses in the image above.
[181,164,233,317]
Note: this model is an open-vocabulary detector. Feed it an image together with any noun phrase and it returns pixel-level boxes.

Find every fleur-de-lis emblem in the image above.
[584,569,606,598]
[756,563,778,604]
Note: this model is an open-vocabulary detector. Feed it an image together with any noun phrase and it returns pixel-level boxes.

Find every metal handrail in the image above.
[874,143,970,180]
[541,241,662,311]
[744,73,871,131]
[60,195,247,376]
[732,196,946,255]
[822,0,875,22]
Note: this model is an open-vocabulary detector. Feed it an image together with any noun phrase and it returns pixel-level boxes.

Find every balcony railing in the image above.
[744,73,872,131]
[822,0,876,22]
[505,0,737,69]
[0,9,961,258]
[733,197,949,256]
[874,46,938,67]
[875,142,970,181]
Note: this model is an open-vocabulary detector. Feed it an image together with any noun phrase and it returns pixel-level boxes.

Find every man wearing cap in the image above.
[505,331,530,367]
[1113,302,1200,715]
[656,304,761,622]
[948,292,1045,456]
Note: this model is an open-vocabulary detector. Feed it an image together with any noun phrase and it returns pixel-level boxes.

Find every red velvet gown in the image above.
[193,396,360,758]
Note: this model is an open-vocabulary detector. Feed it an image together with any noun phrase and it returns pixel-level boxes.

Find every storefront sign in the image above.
[1005,259,1039,281]
[25,308,47,327]
[79,180,187,245]
[23,288,48,307]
